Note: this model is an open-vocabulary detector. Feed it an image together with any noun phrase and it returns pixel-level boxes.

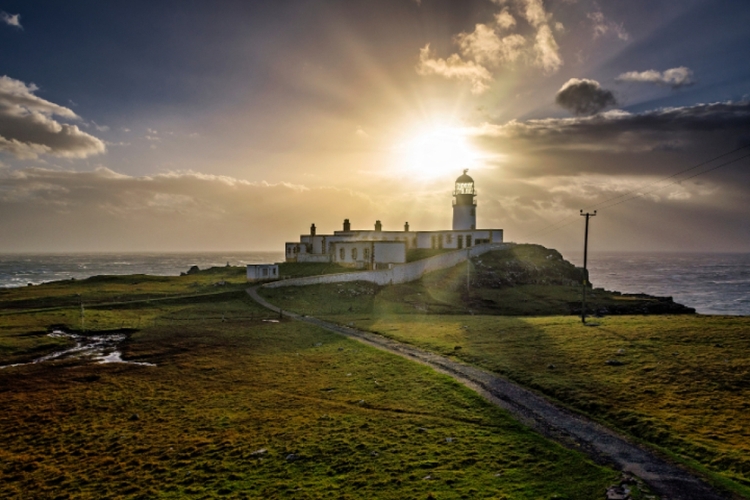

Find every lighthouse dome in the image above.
[455,169,474,184]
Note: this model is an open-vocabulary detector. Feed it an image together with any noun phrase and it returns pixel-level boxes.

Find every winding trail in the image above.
[247,286,729,500]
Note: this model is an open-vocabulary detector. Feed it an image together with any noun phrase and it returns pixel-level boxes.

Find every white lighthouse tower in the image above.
[452,169,476,230]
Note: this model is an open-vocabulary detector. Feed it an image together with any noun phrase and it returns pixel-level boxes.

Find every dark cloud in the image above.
[555,78,617,116]
[476,100,750,153]
[0,76,105,159]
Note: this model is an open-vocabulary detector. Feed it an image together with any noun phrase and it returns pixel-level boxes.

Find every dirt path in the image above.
[247,287,729,500]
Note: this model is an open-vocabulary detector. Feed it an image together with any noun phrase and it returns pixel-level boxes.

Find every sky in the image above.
[1,0,749,254]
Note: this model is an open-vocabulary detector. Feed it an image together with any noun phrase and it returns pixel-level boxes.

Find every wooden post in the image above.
[580,210,597,324]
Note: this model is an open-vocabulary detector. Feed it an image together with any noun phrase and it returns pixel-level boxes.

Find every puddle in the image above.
[0,330,156,369]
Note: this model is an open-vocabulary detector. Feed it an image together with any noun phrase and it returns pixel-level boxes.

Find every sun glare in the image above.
[401,125,479,180]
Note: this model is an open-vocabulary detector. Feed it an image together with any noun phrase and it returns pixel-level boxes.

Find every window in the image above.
[262,268,268,277]
[457,235,463,249]
[446,234,452,244]
[466,235,472,247]
[470,208,475,216]
[339,248,345,260]
[352,248,358,260]
[364,248,370,260]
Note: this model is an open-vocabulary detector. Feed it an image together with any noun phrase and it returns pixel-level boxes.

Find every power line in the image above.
[592,151,750,212]
[581,144,750,213]
[521,144,750,240]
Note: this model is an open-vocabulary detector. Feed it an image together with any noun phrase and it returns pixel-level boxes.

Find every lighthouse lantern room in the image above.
[452,169,476,230]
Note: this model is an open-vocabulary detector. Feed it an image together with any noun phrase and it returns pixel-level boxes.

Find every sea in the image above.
[568,252,750,316]
[0,251,748,316]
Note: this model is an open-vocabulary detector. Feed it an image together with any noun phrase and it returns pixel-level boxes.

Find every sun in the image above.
[400,125,479,180]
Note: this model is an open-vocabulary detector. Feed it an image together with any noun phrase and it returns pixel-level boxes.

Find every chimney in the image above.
[310,223,316,236]
[404,222,410,232]
[374,220,382,232]
[343,219,351,232]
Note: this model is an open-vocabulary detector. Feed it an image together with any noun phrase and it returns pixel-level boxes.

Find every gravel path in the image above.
[247,286,729,500]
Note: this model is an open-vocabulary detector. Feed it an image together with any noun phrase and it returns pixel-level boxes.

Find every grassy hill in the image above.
[258,246,749,497]
[0,267,622,499]
[262,244,694,317]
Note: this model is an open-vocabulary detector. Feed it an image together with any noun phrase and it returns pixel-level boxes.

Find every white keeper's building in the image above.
[284,170,503,270]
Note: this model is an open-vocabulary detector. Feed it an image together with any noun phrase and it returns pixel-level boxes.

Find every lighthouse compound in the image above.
[281,170,503,271]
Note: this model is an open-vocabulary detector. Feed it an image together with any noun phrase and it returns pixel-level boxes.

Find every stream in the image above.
[0,330,156,369]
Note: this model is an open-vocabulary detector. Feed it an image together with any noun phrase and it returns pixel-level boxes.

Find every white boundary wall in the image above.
[264,243,505,289]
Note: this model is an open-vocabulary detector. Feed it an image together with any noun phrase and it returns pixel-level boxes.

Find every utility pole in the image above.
[580,210,596,324]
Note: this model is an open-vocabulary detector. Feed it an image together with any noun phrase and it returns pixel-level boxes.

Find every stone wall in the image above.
[264,243,505,289]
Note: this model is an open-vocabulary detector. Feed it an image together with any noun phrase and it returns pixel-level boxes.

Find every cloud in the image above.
[0,76,105,159]
[471,100,750,155]
[416,44,493,94]
[0,12,21,29]
[508,0,563,73]
[515,0,547,28]
[494,9,516,30]
[533,24,562,74]
[555,78,617,115]
[91,121,110,132]
[455,23,526,67]
[0,167,383,251]
[355,126,369,138]
[616,67,695,89]
[416,0,563,92]
[588,10,629,40]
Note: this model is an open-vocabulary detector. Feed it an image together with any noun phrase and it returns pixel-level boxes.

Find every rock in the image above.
[186,265,200,275]
[616,349,626,355]
[605,359,624,366]
[250,448,267,456]
[605,485,630,499]
[314,342,322,347]
[445,437,454,443]
[128,413,140,421]
[285,453,299,461]
[417,427,428,433]
[370,451,379,457]
[547,364,556,369]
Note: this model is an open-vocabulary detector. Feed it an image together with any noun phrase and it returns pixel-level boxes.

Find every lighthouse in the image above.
[452,169,476,230]
[282,168,503,268]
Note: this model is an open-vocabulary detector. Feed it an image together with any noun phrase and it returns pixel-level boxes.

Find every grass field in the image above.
[260,279,750,498]
[0,277,625,499]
